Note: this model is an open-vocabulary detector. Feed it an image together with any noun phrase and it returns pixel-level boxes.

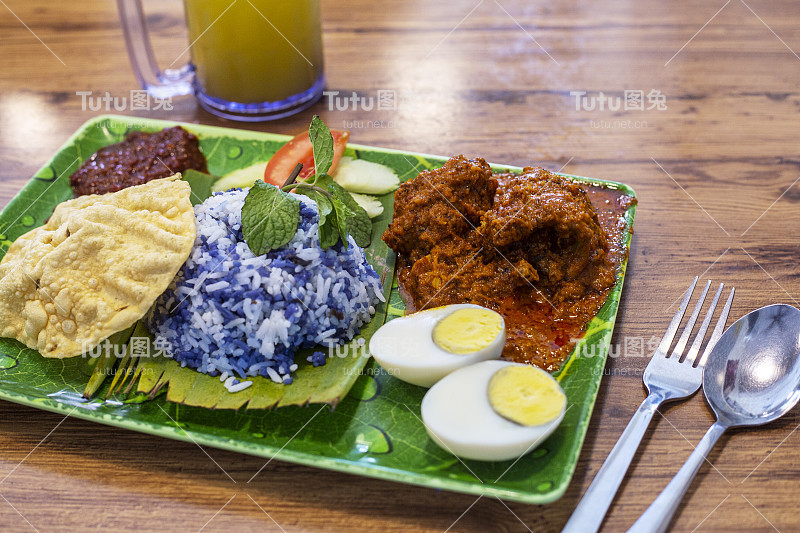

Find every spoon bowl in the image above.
[704,304,800,427]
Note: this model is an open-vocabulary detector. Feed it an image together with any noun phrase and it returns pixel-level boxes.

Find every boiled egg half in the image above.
[369,304,506,387]
[421,360,567,461]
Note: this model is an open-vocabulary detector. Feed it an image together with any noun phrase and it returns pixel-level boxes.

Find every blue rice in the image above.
[147,188,384,386]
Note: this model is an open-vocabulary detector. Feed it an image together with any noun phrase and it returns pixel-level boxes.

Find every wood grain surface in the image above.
[2,0,800,531]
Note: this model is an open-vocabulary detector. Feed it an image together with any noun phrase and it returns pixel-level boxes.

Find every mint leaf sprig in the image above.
[241,116,372,255]
[241,181,300,256]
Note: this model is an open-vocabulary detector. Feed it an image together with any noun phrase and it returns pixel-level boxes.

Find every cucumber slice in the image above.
[349,192,384,218]
[333,157,400,195]
[211,161,268,193]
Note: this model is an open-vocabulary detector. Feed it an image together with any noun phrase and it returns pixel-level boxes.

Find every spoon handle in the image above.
[563,392,664,533]
[628,421,727,533]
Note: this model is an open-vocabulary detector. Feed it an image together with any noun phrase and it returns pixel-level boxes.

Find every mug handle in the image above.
[116,0,194,98]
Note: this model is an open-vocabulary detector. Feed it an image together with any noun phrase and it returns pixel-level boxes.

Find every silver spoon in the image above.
[629,304,800,533]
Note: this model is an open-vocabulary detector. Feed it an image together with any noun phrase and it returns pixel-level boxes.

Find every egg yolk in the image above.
[432,308,503,354]
[487,366,566,426]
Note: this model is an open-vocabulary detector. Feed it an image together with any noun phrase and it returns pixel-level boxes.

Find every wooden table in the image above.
[1,0,799,531]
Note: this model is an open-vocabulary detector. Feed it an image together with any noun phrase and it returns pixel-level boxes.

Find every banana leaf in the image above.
[111,316,382,409]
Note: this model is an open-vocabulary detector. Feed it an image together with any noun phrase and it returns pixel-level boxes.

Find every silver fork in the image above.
[563,277,735,533]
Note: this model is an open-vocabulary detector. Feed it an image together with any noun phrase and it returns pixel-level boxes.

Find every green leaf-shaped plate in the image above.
[0,115,636,504]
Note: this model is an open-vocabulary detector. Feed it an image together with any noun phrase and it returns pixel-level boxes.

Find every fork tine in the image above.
[683,283,724,364]
[670,280,711,360]
[697,287,735,367]
[655,276,699,357]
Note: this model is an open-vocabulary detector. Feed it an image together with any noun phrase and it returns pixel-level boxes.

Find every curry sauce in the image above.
[383,156,635,371]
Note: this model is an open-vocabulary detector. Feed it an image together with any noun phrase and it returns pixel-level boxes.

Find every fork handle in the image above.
[563,392,665,533]
[627,422,728,533]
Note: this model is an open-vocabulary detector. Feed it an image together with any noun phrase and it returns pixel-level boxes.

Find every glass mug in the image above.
[117,0,325,121]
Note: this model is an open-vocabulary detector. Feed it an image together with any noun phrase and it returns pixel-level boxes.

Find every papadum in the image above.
[0,175,195,358]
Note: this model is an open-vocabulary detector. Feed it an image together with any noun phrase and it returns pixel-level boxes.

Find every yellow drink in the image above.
[183,0,323,107]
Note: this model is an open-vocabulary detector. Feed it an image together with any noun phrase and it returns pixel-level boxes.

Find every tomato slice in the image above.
[263,129,350,186]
